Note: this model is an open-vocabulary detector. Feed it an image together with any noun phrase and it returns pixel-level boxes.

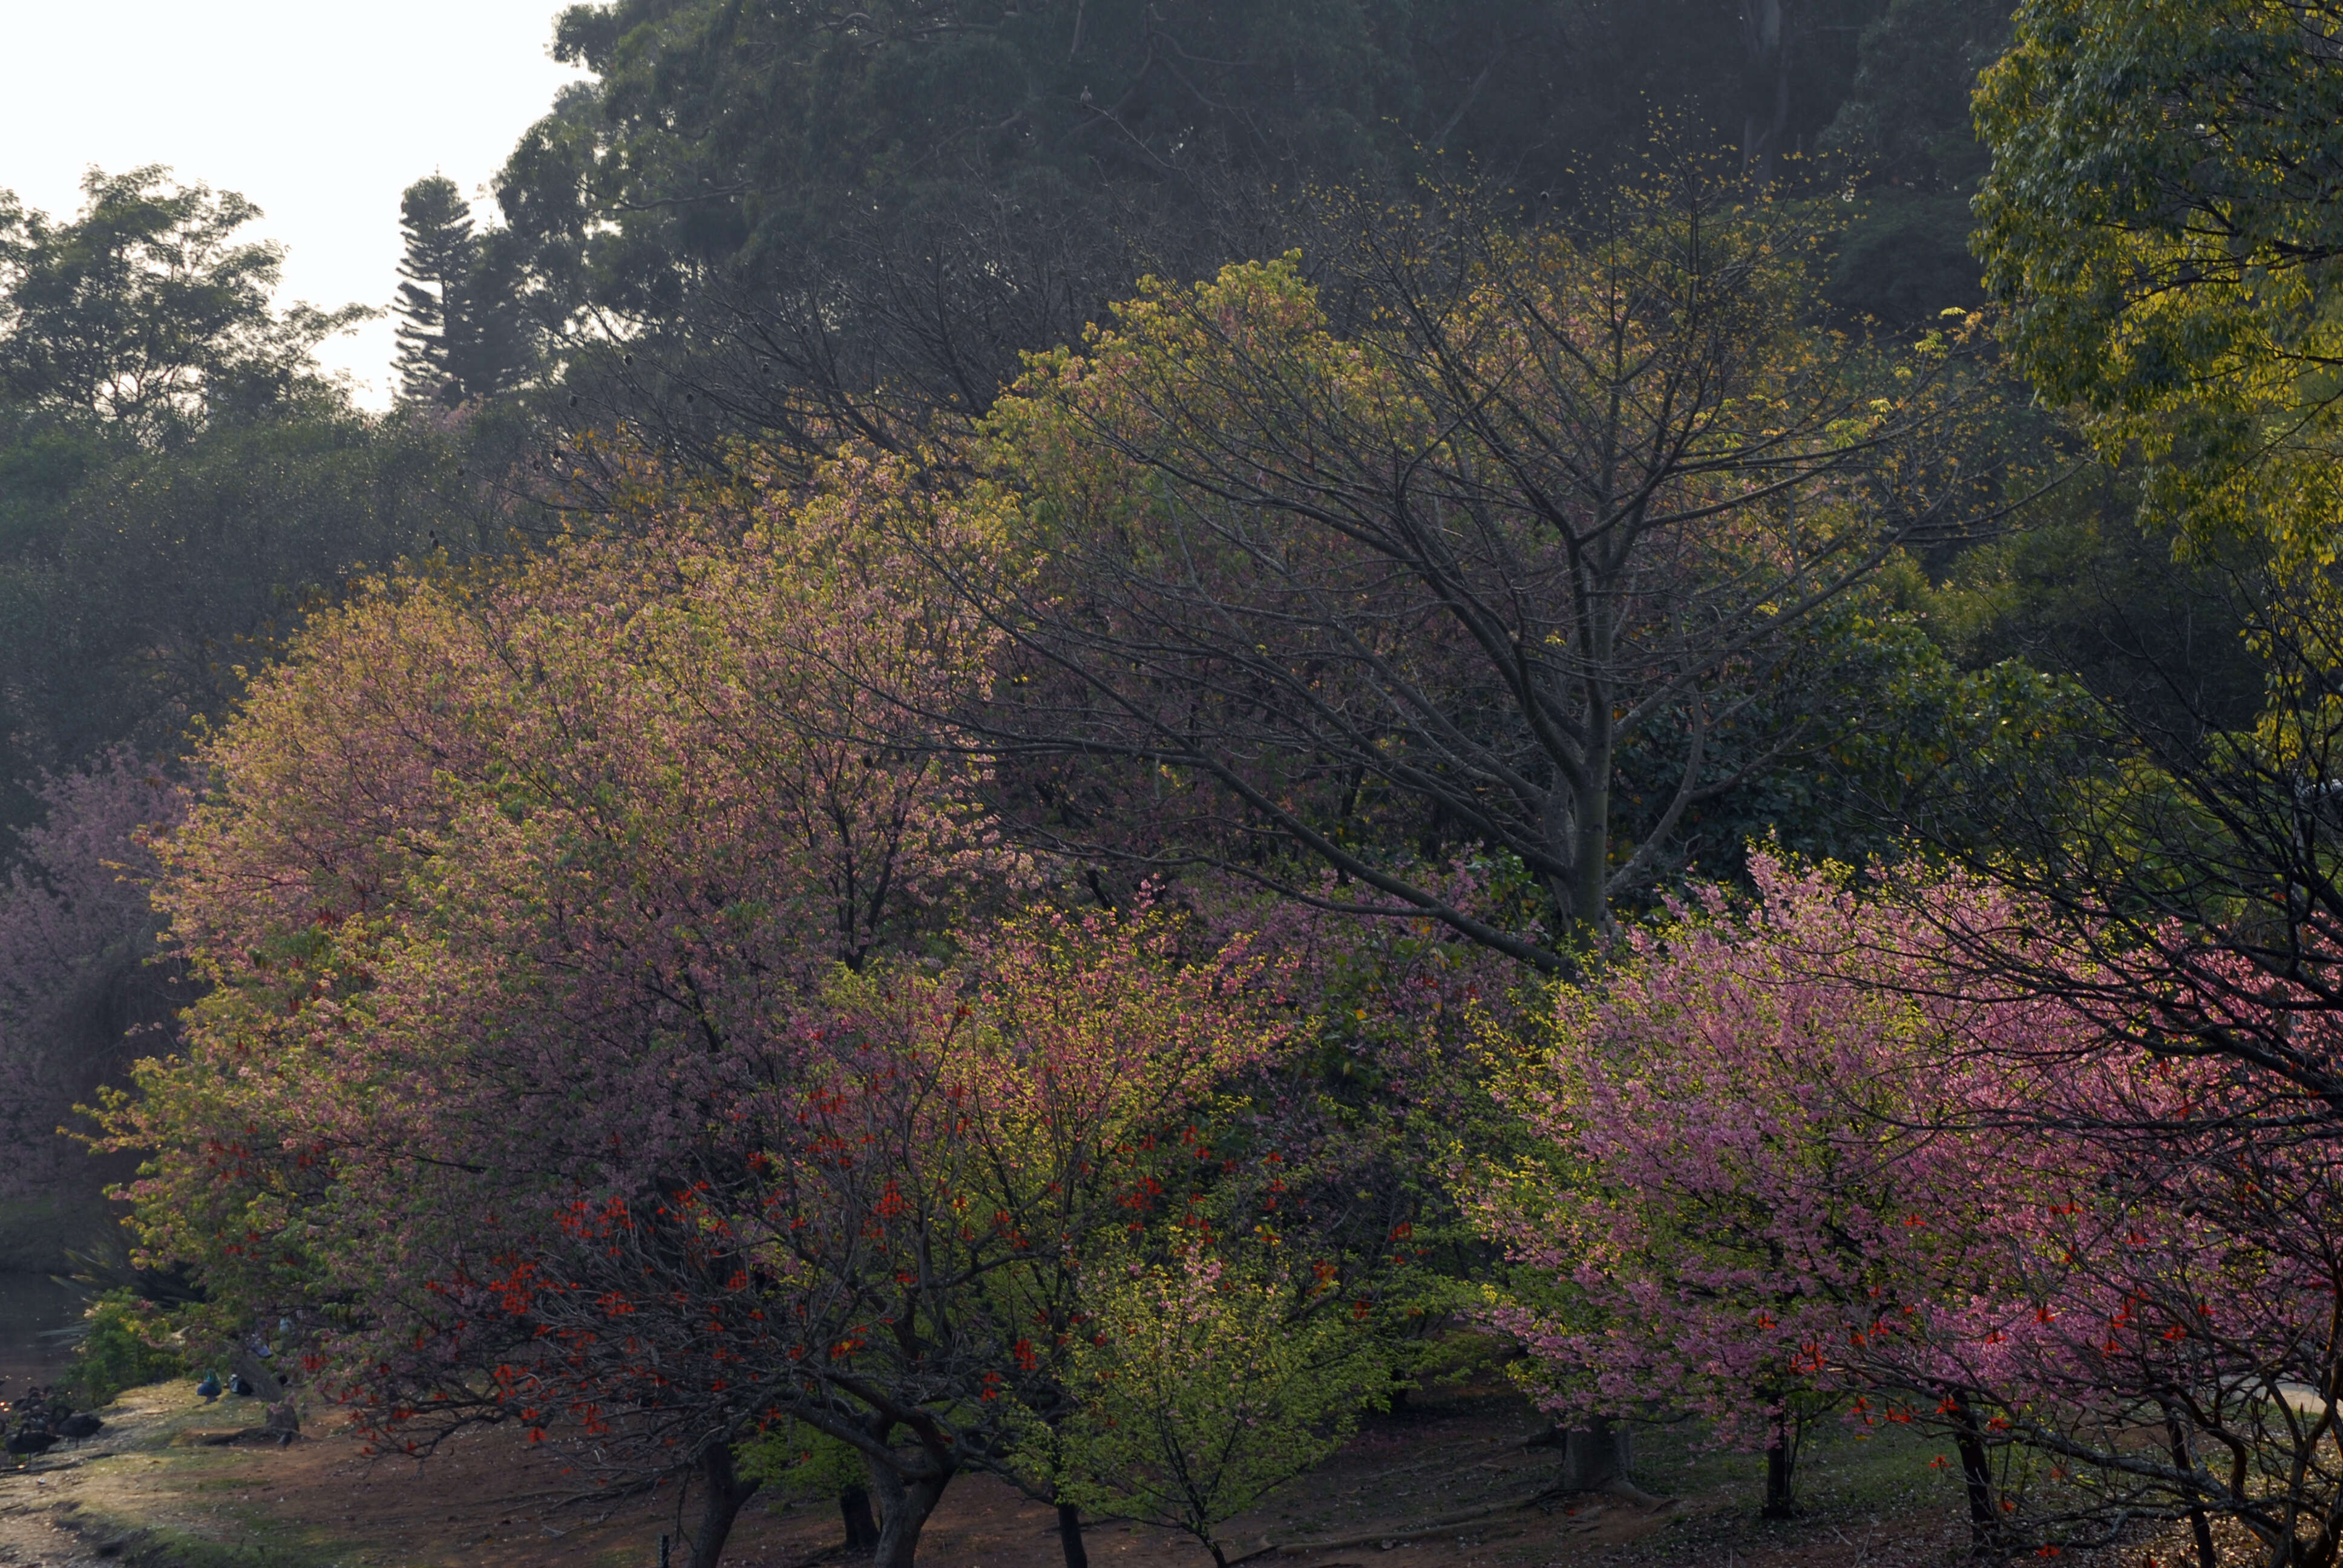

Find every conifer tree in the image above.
[392,175,485,405]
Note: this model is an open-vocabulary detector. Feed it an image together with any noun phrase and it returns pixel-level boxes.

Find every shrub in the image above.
[62,1289,185,1406]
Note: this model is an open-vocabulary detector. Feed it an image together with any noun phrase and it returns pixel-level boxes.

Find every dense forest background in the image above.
[9,3,2336,1566]
[5,0,2213,904]
[0,0,2046,840]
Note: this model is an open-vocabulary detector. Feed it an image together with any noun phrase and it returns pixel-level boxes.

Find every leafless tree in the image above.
[927,170,2017,969]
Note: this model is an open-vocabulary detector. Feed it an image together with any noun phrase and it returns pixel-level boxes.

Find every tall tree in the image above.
[1973,0,2343,565]
[939,177,2007,968]
[392,175,476,403]
[392,174,527,405]
[485,0,1887,463]
[0,167,364,438]
[1483,844,2343,1561]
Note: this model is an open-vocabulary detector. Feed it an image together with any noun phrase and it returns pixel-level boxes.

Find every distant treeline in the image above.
[0,0,2029,835]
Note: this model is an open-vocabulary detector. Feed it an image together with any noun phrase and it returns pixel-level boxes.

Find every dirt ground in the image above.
[0,1373,2178,1568]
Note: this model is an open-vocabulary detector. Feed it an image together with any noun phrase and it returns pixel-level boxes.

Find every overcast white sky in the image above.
[0,0,586,408]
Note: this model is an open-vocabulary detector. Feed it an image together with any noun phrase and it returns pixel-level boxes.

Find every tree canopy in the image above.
[0,168,365,439]
[1975,0,2343,561]
[47,7,2343,1568]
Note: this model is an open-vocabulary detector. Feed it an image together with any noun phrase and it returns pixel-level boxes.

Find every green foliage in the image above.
[0,168,367,439]
[1827,188,1994,326]
[1039,1246,1389,1567]
[1807,0,2013,325]
[1973,0,2343,566]
[506,0,1752,302]
[482,0,1906,460]
[1602,578,2094,889]
[1925,482,2267,731]
[1823,0,2013,194]
[0,402,505,829]
[0,169,531,833]
[736,1420,868,1502]
[509,0,1890,287]
[62,1289,185,1408]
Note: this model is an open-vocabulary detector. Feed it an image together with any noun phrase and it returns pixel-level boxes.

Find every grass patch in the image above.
[1604,1411,1967,1561]
[54,1495,346,1568]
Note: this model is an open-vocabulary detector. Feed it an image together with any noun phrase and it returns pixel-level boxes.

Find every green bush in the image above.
[62,1289,185,1407]
[737,1419,868,1501]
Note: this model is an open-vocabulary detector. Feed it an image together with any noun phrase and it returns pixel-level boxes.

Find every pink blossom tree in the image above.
[0,751,186,1203]
[105,451,1034,1563]
[1473,855,2051,1519]
[1481,852,2343,1562]
[398,909,1289,1568]
[1857,935,2343,1568]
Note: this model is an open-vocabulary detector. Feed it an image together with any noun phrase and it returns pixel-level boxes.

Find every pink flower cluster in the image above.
[1482,854,2343,1545]
[0,751,185,1198]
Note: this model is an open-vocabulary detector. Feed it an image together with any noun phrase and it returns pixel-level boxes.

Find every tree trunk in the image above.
[689,1443,763,1568]
[1739,0,1794,186]
[1538,773,1607,944]
[1761,1409,1797,1520]
[232,1350,286,1404]
[1762,1440,1795,1518]
[1945,1390,1994,1555]
[867,1450,954,1568]
[2163,1411,2216,1568]
[1057,1501,1090,1568]
[1570,776,1610,941]
[841,1485,880,1555]
[1557,1416,1632,1491]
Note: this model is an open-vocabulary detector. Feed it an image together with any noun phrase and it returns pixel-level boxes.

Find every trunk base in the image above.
[841,1485,879,1554]
[867,1449,954,1568]
[1559,1417,1633,1492]
[1761,1439,1796,1520]
[1057,1500,1090,1568]
[689,1445,762,1568]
